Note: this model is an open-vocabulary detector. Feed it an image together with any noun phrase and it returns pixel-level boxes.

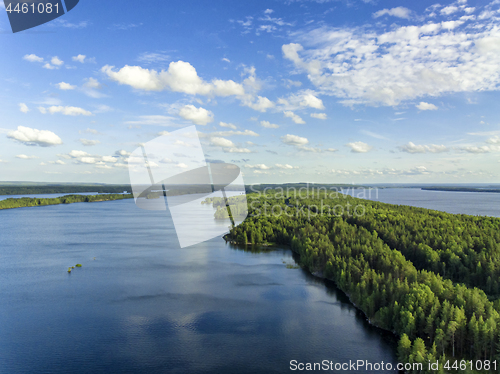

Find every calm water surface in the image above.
[0,197,397,374]
[343,187,500,217]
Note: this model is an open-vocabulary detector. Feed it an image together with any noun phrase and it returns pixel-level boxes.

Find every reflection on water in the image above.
[0,198,397,373]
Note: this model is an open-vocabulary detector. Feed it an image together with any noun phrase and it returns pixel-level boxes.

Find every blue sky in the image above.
[1,0,499,184]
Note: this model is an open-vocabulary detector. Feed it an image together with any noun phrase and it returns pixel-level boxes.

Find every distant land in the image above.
[1,182,500,198]
[0,183,131,196]
[421,186,500,193]
[0,193,134,210]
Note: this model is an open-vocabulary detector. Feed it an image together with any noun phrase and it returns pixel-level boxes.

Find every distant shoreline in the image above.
[421,187,500,193]
[0,193,134,210]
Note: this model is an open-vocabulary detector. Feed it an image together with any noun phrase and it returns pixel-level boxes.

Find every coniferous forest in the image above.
[0,193,133,210]
[221,188,500,373]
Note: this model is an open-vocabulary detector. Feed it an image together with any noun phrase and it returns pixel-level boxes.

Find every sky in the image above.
[1,0,499,185]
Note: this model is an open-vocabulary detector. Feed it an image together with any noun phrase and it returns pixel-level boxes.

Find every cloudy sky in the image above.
[1,0,499,184]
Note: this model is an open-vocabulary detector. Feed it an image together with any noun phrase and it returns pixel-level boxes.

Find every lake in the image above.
[0,196,397,374]
[342,187,500,217]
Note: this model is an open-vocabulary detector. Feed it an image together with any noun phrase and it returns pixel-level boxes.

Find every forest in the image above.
[0,184,131,196]
[0,193,133,210]
[219,188,500,373]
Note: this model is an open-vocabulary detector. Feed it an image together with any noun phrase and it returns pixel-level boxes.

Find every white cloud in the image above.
[243,95,275,112]
[478,10,498,20]
[282,43,321,75]
[225,147,251,153]
[137,52,170,64]
[72,54,86,63]
[245,164,271,170]
[19,103,29,113]
[79,157,98,164]
[275,163,298,169]
[440,6,459,15]
[373,7,412,19]
[115,150,131,157]
[81,128,100,135]
[219,122,237,129]
[68,150,90,158]
[310,113,327,120]
[282,16,500,107]
[457,145,498,153]
[210,137,251,153]
[84,78,101,89]
[125,115,176,126]
[41,106,92,116]
[281,134,309,146]
[278,90,325,110]
[441,20,464,30]
[398,142,448,153]
[486,136,500,144]
[475,36,500,54]
[81,78,106,98]
[56,82,76,90]
[61,150,120,166]
[79,138,100,146]
[16,154,38,159]
[210,137,235,148]
[7,126,63,147]
[102,61,245,97]
[178,105,213,125]
[52,19,88,28]
[102,156,118,163]
[260,120,279,128]
[283,111,305,124]
[332,166,430,176]
[283,79,302,88]
[50,160,66,165]
[94,104,113,113]
[209,130,259,137]
[43,63,57,70]
[213,79,246,96]
[359,130,387,140]
[23,54,43,63]
[222,58,231,63]
[416,102,438,110]
[346,141,373,153]
[51,56,64,66]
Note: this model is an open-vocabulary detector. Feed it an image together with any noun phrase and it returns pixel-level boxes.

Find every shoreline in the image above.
[223,233,397,337]
[0,194,134,211]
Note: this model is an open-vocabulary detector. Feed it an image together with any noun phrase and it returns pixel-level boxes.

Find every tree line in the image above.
[0,184,131,196]
[0,193,134,210]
